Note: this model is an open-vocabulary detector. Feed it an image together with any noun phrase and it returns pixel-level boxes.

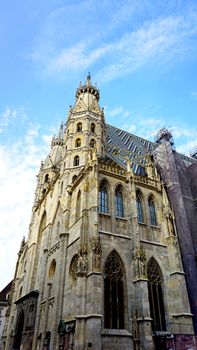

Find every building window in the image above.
[77,122,82,132]
[99,182,108,213]
[75,138,81,147]
[91,123,95,133]
[136,192,143,223]
[49,259,56,278]
[115,186,124,217]
[104,251,125,329]
[44,174,49,183]
[147,258,166,331]
[148,197,157,226]
[90,139,96,148]
[76,190,81,221]
[74,155,80,166]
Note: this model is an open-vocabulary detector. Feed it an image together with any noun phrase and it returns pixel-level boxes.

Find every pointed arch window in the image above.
[77,122,82,132]
[148,197,157,226]
[115,186,124,217]
[147,258,166,331]
[104,251,125,329]
[76,190,81,221]
[49,259,56,279]
[75,138,81,147]
[13,310,24,349]
[91,123,95,133]
[74,155,80,166]
[99,182,108,213]
[44,174,49,183]
[136,192,143,223]
[90,138,96,148]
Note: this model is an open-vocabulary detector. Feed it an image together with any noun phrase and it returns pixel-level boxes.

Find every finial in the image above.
[58,121,64,139]
[86,72,91,86]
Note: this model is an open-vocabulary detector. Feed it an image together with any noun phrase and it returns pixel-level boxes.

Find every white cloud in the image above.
[27,2,197,81]
[0,107,27,133]
[107,106,124,117]
[191,91,197,99]
[176,140,197,155]
[0,119,51,290]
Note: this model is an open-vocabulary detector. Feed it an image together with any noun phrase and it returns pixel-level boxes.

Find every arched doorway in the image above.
[13,310,24,349]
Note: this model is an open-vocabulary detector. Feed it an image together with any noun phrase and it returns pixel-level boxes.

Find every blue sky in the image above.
[0,0,197,289]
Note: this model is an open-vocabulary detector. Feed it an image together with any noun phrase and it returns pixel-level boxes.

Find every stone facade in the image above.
[3,76,197,350]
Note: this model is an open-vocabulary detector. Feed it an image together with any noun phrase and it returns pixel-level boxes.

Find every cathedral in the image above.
[2,75,197,350]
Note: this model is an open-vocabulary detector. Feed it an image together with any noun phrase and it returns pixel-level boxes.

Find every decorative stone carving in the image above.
[91,238,102,271]
[134,246,147,279]
[48,241,60,256]
[77,253,88,276]
[132,309,139,343]
[145,155,158,179]
[166,235,177,246]
[70,254,79,281]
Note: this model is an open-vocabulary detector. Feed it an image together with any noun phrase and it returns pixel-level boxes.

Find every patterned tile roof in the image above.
[105,124,195,173]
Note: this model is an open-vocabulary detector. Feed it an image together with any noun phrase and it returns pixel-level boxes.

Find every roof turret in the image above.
[75,73,100,102]
[51,121,64,147]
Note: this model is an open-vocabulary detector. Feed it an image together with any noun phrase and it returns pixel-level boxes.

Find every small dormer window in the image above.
[91,123,95,133]
[77,122,82,132]
[74,155,80,166]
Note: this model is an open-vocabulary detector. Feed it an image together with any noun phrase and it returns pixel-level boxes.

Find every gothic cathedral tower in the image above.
[3,76,194,350]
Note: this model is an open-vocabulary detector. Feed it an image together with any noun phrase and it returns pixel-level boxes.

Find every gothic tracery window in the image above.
[148,197,157,226]
[115,185,124,217]
[104,251,125,329]
[147,258,166,331]
[136,192,144,223]
[99,182,108,213]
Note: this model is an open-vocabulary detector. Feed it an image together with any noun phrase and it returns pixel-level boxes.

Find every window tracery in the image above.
[115,186,124,217]
[148,197,157,226]
[104,251,125,329]
[136,192,144,223]
[99,182,108,213]
[147,258,166,331]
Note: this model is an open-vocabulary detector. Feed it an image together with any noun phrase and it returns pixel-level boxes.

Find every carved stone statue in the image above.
[134,246,147,279]
[77,254,88,276]
[91,238,102,271]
